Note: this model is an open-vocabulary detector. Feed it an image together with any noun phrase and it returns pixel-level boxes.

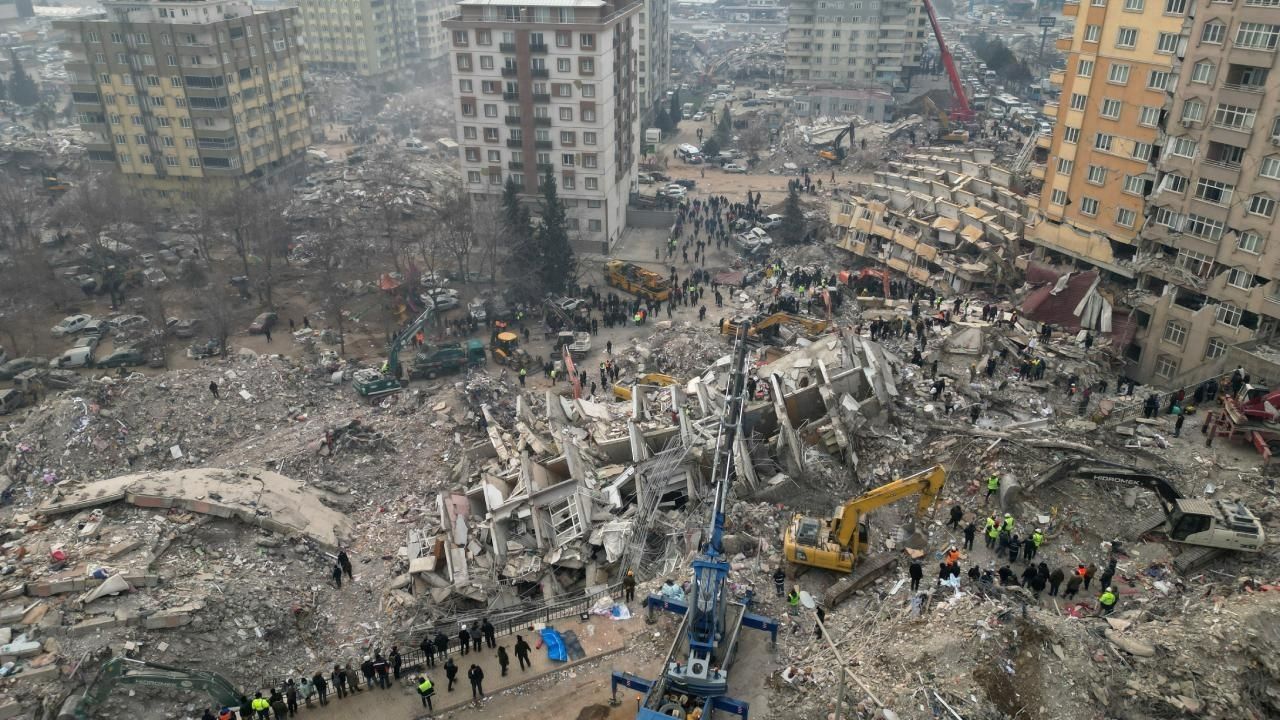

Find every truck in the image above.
[409,340,486,380]
[605,260,671,302]
[644,127,662,146]
[681,102,694,119]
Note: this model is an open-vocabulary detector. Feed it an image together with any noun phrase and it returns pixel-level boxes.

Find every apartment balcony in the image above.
[536,163,553,173]
[1036,134,1051,149]
[529,42,548,54]
[505,115,523,125]
[531,68,549,78]
[1029,162,1046,180]
[1049,70,1064,86]
[532,93,551,103]
[508,161,523,170]
[501,67,518,77]
[533,117,552,127]
[503,91,520,101]
[534,139,553,149]
[499,42,516,53]
[1063,0,1079,16]
[506,138,523,148]
[1222,82,1266,95]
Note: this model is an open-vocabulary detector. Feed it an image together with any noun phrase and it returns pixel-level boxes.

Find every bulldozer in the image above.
[490,331,534,370]
[784,465,946,606]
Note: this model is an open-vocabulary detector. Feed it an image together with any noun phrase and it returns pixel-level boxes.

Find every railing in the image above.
[504,115,522,125]
[1203,158,1242,171]
[499,42,516,52]
[532,93,551,103]
[529,43,548,54]
[531,68,549,78]
[506,138,523,148]
[1222,82,1266,94]
[501,67,518,77]
[533,117,552,127]
[503,91,520,101]
[534,140,552,149]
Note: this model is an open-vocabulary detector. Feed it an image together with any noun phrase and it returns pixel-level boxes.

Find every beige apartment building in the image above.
[784,0,925,91]
[443,0,641,253]
[417,0,458,70]
[1029,0,1185,283]
[56,0,311,201]
[297,0,419,78]
[638,0,670,123]
[1127,1,1280,384]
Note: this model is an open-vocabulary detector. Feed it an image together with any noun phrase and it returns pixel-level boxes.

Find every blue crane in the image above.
[611,326,778,718]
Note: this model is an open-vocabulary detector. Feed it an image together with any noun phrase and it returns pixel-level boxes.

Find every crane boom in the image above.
[921,0,973,121]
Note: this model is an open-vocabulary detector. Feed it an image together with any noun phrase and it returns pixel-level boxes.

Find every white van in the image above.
[50,346,93,369]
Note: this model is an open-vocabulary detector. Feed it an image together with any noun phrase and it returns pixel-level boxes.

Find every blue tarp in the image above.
[540,627,567,662]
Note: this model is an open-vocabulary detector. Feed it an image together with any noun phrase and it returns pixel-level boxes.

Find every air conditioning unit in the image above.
[1272,137,1280,147]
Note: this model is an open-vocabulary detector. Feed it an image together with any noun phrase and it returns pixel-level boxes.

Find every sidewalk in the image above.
[293,614,634,719]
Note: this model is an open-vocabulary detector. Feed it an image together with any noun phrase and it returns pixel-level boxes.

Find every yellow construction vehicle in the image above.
[605,260,671,302]
[613,372,678,400]
[721,312,830,341]
[784,465,945,592]
[922,97,970,144]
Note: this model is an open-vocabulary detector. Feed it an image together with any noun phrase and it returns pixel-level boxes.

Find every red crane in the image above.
[920,0,974,121]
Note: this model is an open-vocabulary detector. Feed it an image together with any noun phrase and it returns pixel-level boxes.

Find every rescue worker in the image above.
[622,569,637,602]
[417,676,435,711]
[518,367,526,386]
[1028,528,1045,561]
[773,567,786,597]
[984,515,999,549]
[787,587,801,614]
[251,693,270,720]
[1002,513,1014,534]
[944,546,961,566]
[1098,586,1118,615]
[985,473,1000,505]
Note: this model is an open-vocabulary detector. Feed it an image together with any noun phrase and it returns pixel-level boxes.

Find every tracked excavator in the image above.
[817,122,858,163]
[784,465,946,607]
[721,312,830,342]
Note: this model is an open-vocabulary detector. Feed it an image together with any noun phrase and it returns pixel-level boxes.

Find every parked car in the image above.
[50,346,94,369]
[660,185,687,199]
[249,312,278,334]
[72,334,100,352]
[468,299,488,323]
[723,163,748,174]
[82,319,111,338]
[109,314,150,332]
[97,347,146,368]
[0,357,48,380]
[673,179,697,189]
[693,112,706,121]
[51,314,92,337]
[648,171,670,182]
[637,174,655,185]
[758,213,784,230]
[172,319,200,338]
[427,294,460,311]
[142,267,168,286]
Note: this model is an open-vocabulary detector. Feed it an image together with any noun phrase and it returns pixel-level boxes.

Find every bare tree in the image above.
[473,201,506,284]
[189,274,236,358]
[365,156,413,272]
[250,182,293,309]
[0,171,46,252]
[313,219,353,356]
[739,121,769,163]
[432,189,479,281]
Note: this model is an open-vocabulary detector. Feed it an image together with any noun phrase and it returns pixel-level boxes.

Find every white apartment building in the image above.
[444,0,641,253]
[638,0,669,123]
[416,0,457,69]
[296,0,419,78]
[785,0,925,90]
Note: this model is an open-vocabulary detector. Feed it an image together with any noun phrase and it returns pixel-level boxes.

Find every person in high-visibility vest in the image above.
[251,693,270,720]
[787,587,800,615]
[416,676,435,710]
[984,515,999,549]
[984,473,1000,506]
[1002,513,1014,534]
[1028,529,1045,561]
[518,367,526,386]
[1098,587,1118,615]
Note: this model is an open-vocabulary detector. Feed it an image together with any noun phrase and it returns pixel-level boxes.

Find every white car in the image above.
[660,185,688,199]
[759,214,784,230]
[693,112,706,121]
[723,163,747,174]
[50,346,94,369]
[51,314,92,337]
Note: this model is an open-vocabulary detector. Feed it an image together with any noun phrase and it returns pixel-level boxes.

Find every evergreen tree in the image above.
[715,107,732,146]
[8,51,39,107]
[700,137,721,160]
[780,184,806,245]
[535,170,576,294]
[654,108,674,134]
[501,176,524,234]
[668,91,681,129]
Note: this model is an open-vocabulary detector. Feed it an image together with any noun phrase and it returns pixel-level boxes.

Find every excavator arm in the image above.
[832,465,946,548]
[68,657,242,720]
[386,305,435,378]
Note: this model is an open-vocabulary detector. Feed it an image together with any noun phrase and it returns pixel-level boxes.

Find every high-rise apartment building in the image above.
[416,0,458,70]
[1126,1,1280,383]
[1029,0,1184,282]
[296,0,419,78]
[638,0,669,123]
[56,0,311,200]
[784,0,925,90]
[444,0,640,253]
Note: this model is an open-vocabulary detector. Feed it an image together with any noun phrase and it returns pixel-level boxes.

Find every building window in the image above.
[1080,197,1099,216]
[1206,338,1227,360]
[1051,188,1068,205]
[1107,64,1130,85]
[582,154,597,169]
[461,101,476,117]
[1214,104,1257,130]
[480,56,493,70]
[1161,174,1188,193]
[558,58,571,72]
[1154,355,1178,379]
[465,147,481,162]
[1148,71,1171,90]
[1201,21,1225,45]
[1195,178,1234,205]
[562,175,575,189]
[1133,138,1152,159]
[579,58,595,75]
[1116,207,1137,227]
[579,33,595,49]
[1070,93,1087,111]
[1248,195,1277,218]
[459,79,473,93]
[588,219,602,232]
[1163,321,1188,347]
[463,126,477,140]
[476,30,491,45]
[1235,23,1280,51]
[1175,249,1213,276]
[583,132,597,145]
[561,153,576,167]
[484,104,498,118]
[1085,25,1101,43]
[453,31,468,46]
[486,127,504,142]
[1228,268,1255,289]
[1116,28,1138,49]
[582,108,596,122]
[1063,126,1080,144]
[456,54,472,71]
[188,157,201,168]
[1190,62,1214,85]
[1156,32,1179,54]
[581,84,595,98]
[560,131,575,144]
[468,171,481,183]
[584,177,598,190]
[1185,213,1225,241]
[1100,98,1121,119]
[1094,133,1114,151]
[1138,106,1160,127]
[164,155,178,167]
[556,31,571,48]
[1077,59,1094,78]
[1154,207,1184,229]
[1123,175,1146,195]
[560,107,573,121]
[487,149,501,163]
[1057,158,1074,175]
[1180,100,1205,123]
[1238,231,1265,254]
[1215,303,1243,327]
[1170,137,1197,158]
[1086,165,1106,184]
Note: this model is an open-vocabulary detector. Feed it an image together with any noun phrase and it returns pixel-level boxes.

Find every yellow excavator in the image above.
[922,97,970,144]
[613,372,678,401]
[721,312,830,341]
[784,465,946,605]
